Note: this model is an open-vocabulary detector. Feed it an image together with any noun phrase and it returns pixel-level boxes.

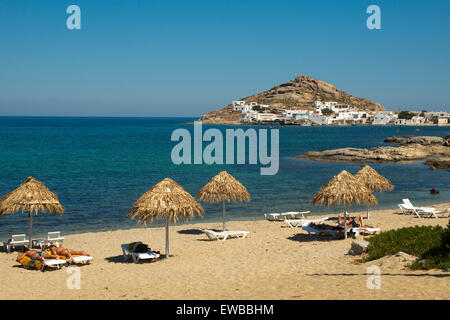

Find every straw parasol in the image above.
[197,171,250,231]
[355,165,394,219]
[0,177,64,248]
[128,178,204,258]
[311,170,377,239]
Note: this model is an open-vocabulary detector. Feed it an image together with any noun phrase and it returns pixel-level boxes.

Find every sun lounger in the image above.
[200,229,249,241]
[44,231,64,248]
[352,227,381,235]
[121,243,160,263]
[399,199,441,218]
[4,234,29,253]
[265,211,310,221]
[17,255,67,271]
[284,217,329,228]
[70,256,93,265]
[302,225,341,238]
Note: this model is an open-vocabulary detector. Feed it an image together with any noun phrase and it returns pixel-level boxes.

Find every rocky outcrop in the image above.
[299,146,430,163]
[298,134,450,171]
[200,75,385,124]
[443,134,450,147]
[424,158,450,171]
[384,136,444,146]
[348,240,369,256]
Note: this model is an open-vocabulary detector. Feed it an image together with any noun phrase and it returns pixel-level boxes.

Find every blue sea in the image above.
[0,117,449,240]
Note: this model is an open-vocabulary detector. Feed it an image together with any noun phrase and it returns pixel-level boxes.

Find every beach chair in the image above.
[200,229,249,241]
[399,199,438,218]
[17,255,67,272]
[70,255,93,265]
[121,243,160,263]
[302,225,340,238]
[283,217,329,228]
[4,234,29,253]
[43,231,64,248]
[265,211,310,221]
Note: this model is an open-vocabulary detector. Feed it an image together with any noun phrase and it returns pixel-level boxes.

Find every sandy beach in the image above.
[0,203,449,300]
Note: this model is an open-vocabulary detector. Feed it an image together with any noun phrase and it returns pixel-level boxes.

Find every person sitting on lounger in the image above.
[49,245,91,264]
[16,247,59,262]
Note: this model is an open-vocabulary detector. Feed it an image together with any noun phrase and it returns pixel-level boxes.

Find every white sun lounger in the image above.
[265,211,310,221]
[399,199,442,218]
[121,243,160,263]
[200,229,249,241]
[40,259,67,272]
[4,234,29,253]
[70,256,93,265]
[44,231,64,247]
[284,217,329,228]
[302,225,340,238]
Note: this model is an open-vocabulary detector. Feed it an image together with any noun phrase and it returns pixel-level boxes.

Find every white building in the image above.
[308,114,329,125]
[281,109,311,119]
[411,116,426,124]
[373,111,395,125]
[424,111,449,119]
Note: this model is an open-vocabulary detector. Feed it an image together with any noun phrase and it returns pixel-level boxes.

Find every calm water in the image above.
[0,117,449,239]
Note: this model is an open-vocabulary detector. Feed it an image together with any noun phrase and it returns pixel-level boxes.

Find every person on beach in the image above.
[49,245,91,264]
[16,248,59,262]
[338,214,378,228]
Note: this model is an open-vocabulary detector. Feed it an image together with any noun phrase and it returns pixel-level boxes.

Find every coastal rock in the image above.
[298,146,430,163]
[200,75,385,124]
[348,240,369,256]
[384,136,444,146]
[424,158,450,171]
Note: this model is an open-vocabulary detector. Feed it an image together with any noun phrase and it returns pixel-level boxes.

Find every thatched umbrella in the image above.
[128,178,203,258]
[311,170,377,239]
[197,171,250,231]
[0,177,64,248]
[355,165,394,219]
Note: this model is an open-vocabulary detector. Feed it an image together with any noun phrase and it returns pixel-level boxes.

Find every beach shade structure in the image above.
[128,178,204,258]
[311,170,377,239]
[355,165,394,219]
[0,177,64,248]
[197,171,250,231]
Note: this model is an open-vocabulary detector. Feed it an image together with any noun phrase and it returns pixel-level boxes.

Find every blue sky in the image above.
[0,0,449,116]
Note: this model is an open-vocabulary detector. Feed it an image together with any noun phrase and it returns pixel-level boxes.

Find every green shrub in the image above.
[409,221,450,270]
[361,225,444,262]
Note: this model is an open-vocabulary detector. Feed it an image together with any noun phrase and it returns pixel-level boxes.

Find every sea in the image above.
[0,116,448,240]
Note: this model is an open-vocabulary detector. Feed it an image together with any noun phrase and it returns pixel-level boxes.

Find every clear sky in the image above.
[0,0,449,116]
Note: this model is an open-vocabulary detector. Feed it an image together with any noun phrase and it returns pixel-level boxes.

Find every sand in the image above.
[0,203,449,300]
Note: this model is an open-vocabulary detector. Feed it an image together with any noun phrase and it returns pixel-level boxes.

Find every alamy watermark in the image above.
[366,265,381,289]
[170,121,279,175]
[366,5,381,30]
[66,265,81,290]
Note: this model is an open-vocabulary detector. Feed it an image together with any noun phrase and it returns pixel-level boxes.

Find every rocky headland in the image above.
[199,75,384,124]
[298,134,450,171]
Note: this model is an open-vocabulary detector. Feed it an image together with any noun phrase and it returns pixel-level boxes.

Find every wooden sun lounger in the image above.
[200,229,249,241]
[284,217,329,228]
[121,244,160,263]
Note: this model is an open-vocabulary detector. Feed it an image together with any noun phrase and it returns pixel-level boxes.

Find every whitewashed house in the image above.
[373,111,395,125]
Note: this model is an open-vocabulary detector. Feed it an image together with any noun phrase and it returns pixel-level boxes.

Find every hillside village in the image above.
[233,100,449,126]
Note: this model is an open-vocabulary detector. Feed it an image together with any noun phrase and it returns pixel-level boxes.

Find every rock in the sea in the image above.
[348,240,369,256]
[384,135,444,145]
[299,146,430,162]
[424,158,450,171]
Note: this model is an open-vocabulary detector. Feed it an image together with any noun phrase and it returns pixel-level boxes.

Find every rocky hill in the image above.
[199,75,385,124]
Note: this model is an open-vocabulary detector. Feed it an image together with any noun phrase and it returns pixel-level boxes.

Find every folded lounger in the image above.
[284,217,329,228]
[18,255,67,272]
[121,243,160,263]
[265,211,310,221]
[4,234,29,253]
[200,229,250,241]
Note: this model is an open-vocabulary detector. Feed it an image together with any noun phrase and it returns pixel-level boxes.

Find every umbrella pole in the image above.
[165,216,169,258]
[367,205,370,219]
[343,203,347,239]
[222,200,226,231]
[29,212,33,248]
